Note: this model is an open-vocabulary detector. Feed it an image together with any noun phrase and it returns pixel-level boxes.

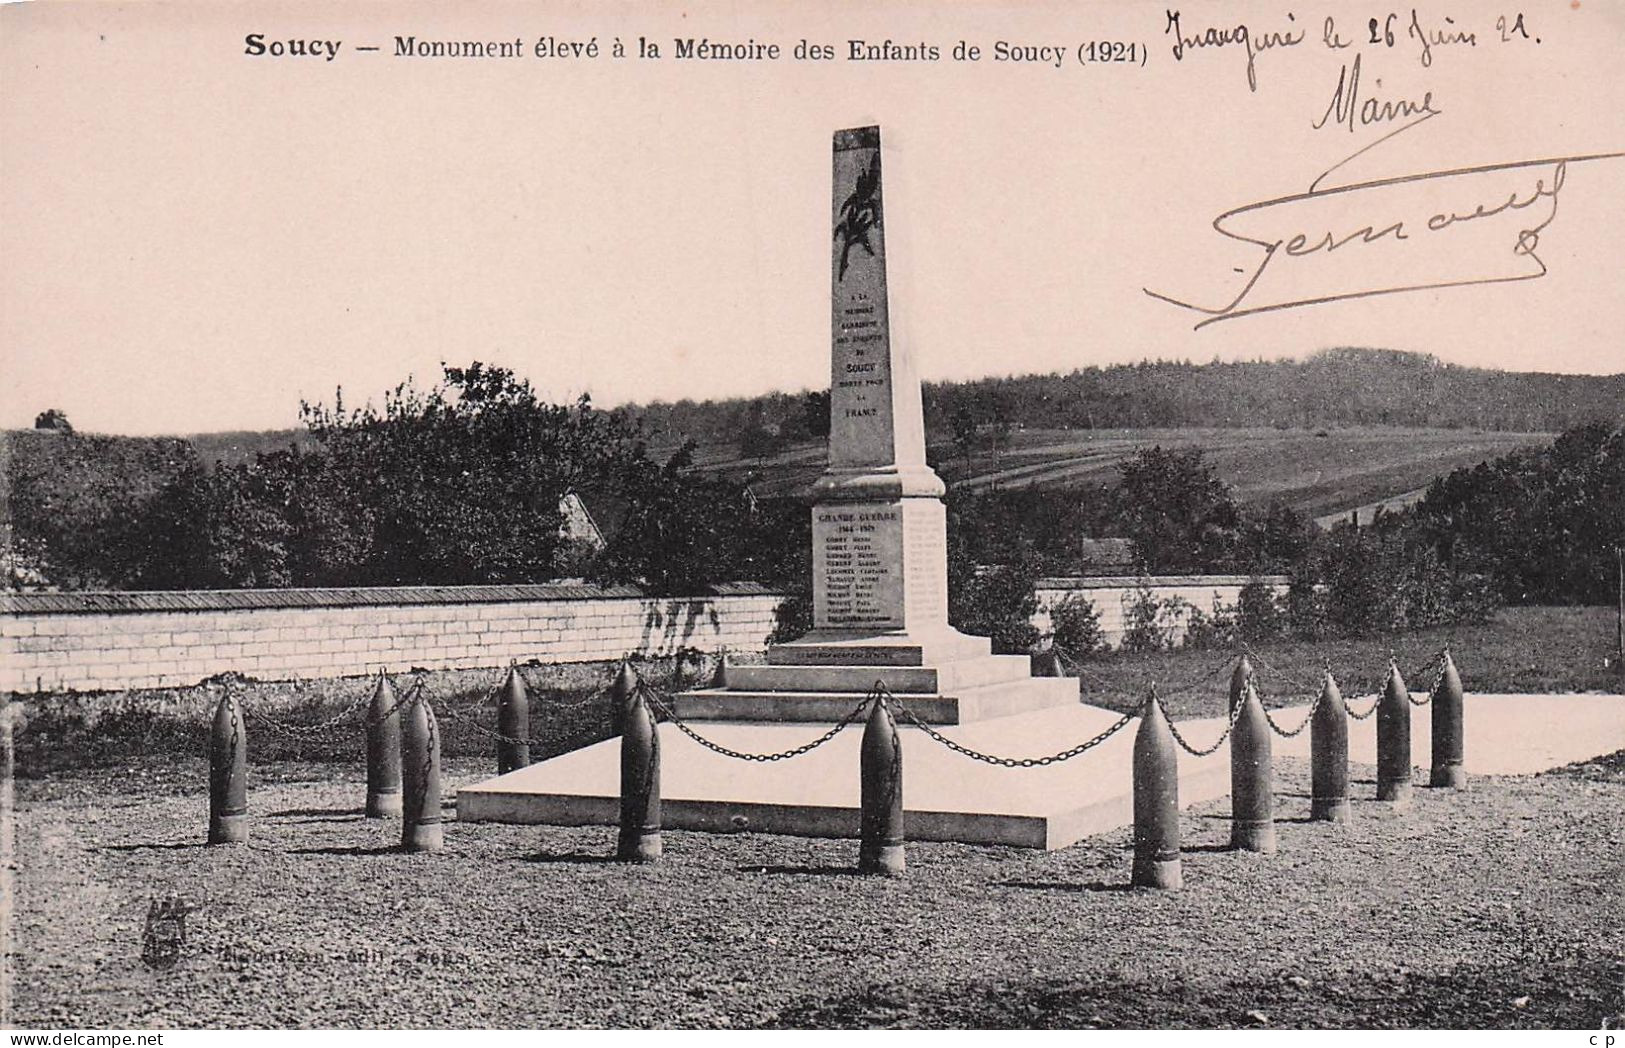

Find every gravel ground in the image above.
[11,750,1623,1029]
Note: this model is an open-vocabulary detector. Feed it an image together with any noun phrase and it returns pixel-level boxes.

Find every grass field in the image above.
[691,427,1550,520]
[1067,607,1624,722]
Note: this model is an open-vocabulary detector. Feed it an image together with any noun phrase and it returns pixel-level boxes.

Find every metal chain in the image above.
[236,678,372,739]
[412,669,543,746]
[1048,643,1241,701]
[1048,643,1122,692]
[640,681,872,762]
[543,680,617,712]
[1406,650,1448,707]
[1158,684,1247,757]
[1239,643,1325,695]
[1260,680,1325,738]
[435,698,548,749]
[1344,691,1380,721]
[1152,652,1246,701]
[364,678,421,727]
[887,686,1135,767]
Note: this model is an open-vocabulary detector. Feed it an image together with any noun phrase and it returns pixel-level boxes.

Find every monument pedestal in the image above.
[457,702,1235,850]
[674,628,1080,724]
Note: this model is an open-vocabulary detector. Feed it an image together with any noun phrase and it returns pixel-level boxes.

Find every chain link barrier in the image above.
[1158,683,1247,757]
[422,667,549,748]
[885,684,1136,767]
[1258,681,1324,738]
[1048,643,1242,702]
[232,675,374,740]
[1405,649,1450,707]
[639,680,872,762]
[41,636,1457,762]
[1344,691,1381,721]
[1234,647,1327,739]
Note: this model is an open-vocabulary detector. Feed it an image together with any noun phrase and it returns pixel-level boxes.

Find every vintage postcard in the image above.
[2,0,1622,1035]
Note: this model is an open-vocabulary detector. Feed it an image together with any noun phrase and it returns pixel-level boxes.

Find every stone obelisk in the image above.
[795,125,978,662]
[670,125,1072,719]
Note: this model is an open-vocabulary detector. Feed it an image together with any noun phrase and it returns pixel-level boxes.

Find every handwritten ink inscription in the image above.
[1145,140,1623,328]
[1150,7,1618,327]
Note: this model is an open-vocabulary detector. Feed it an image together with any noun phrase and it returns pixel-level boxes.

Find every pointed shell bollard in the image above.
[1132,695,1183,889]
[1429,651,1466,789]
[208,691,249,844]
[1229,676,1277,853]
[616,664,662,863]
[1310,671,1351,823]
[1228,654,1252,713]
[497,665,531,774]
[1376,662,1413,806]
[365,672,403,818]
[859,693,905,877]
[400,688,444,853]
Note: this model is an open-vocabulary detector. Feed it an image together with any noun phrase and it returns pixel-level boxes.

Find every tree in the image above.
[1412,423,1624,604]
[593,445,807,595]
[950,405,978,476]
[737,422,780,464]
[802,390,831,439]
[1116,447,1244,573]
[33,408,72,434]
[6,431,200,589]
[296,362,654,585]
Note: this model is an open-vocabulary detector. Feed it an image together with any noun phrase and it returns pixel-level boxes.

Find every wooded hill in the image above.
[630,348,1625,449]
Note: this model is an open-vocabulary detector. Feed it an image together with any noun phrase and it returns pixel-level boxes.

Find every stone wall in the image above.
[0,583,786,693]
[1033,576,1291,649]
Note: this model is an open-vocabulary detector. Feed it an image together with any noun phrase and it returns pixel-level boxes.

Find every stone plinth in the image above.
[458,702,1231,850]
[455,693,1625,850]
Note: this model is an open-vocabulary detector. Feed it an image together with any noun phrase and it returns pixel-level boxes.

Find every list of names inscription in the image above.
[814,507,903,628]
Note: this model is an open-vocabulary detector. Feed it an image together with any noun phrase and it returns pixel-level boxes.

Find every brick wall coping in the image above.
[0,581,782,616]
[1036,575,1291,591]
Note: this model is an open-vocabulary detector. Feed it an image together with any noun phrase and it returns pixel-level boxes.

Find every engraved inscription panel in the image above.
[813,503,904,630]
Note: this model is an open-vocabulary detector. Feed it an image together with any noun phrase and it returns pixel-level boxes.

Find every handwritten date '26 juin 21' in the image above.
[1148,8,1623,329]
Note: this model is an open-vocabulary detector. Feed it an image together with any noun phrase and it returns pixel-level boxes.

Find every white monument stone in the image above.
[675,125,1074,720]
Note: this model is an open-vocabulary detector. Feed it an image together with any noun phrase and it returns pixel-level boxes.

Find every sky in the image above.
[3,0,1623,435]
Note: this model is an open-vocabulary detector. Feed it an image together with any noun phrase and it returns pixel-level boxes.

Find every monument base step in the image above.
[766,628,990,667]
[723,654,1035,695]
[671,676,1079,724]
[457,702,1232,850]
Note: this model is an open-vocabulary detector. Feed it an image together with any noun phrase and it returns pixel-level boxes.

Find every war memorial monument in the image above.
[458,127,1229,847]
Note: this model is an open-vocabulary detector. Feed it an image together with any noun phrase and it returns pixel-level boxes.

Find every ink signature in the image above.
[1146,115,1625,329]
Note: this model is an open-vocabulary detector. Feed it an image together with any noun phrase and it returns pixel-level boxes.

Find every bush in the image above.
[767,593,812,645]
[1119,582,1177,653]
[1049,593,1106,659]
[951,560,1042,655]
[1285,569,1329,640]
[1235,579,1286,640]
[1308,527,1504,635]
[1181,596,1236,651]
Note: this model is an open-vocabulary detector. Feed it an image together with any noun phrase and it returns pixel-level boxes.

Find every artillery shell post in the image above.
[1132,696,1183,888]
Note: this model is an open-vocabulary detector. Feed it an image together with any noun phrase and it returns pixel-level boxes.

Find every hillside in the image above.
[693,426,1552,520]
[186,428,311,469]
[632,348,1624,450]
